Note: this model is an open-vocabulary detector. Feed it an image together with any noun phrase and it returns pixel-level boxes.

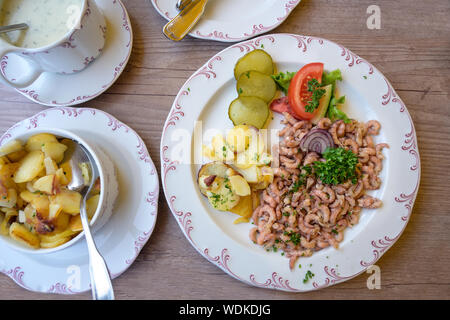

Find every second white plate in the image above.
[0,107,159,294]
[150,0,301,42]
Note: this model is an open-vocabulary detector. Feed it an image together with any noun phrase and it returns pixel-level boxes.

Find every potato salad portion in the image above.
[199,125,273,223]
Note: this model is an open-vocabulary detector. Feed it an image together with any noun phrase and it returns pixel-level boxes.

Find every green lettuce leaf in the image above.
[327,95,350,123]
[322,69,343,87]
[271,71,296,94]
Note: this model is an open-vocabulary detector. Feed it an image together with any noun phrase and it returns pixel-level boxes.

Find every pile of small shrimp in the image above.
[250,113,389,269]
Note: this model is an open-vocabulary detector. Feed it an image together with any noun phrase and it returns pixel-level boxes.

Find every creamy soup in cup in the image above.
[0,0,106,89]
[0,0,84,49]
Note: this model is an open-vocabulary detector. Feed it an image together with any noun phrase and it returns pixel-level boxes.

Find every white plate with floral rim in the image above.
[150,0,301,42]
[0,0,132,107]
[0,107,159,294]
[160,33,420,292]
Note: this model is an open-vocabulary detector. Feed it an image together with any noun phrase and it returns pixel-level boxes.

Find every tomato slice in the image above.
[269,97,302,120]
[288,62,324,120]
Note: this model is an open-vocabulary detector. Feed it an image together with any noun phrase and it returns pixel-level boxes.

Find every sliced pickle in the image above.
[234,49,274,80]
[228,97,269,129]
[237,71,277,102]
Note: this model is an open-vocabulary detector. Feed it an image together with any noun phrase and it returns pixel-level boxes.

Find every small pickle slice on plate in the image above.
[228,96,269,129]
[237,70,277,103]
[234,49,274,80]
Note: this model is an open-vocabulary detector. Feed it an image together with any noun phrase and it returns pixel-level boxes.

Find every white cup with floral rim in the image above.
[0,0,106,89]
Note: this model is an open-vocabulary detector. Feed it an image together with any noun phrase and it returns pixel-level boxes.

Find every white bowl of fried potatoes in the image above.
[0,128,117,254]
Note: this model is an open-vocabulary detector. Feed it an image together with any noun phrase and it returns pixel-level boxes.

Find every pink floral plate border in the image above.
[0,107,159,294]
[150,0,301,42]
[160,33,421,292]
[0,0,133,107]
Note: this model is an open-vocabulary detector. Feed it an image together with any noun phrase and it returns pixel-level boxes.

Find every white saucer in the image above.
[0,107,159,294]
[0,0,133,107]
[151,0,301,42]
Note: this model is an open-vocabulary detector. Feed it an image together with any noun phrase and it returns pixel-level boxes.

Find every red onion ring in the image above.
[299,128,335,154]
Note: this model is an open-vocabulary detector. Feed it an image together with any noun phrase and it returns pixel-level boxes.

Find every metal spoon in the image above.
[64,140,115,300]
[0,23,28,34]
[163,0,208,41]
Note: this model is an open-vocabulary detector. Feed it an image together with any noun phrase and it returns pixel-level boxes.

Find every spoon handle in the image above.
[163,0,208,41]
[0,23,28,34]
[80,199,115,300]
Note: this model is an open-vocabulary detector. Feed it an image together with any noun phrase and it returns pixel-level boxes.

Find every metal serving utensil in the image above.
[176,0,193,11]
[64,140,115,300]
[163,0,208,41]
[0,23,28,34]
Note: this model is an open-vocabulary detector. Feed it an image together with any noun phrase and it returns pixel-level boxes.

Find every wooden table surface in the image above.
[0,0,449,300]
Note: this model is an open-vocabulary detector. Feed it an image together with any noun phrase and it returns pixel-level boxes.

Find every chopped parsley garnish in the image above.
[313,147,358,185]
[290,179,304,193]
[305,79,326,113]
[210,193,221,203]
[303,270,315,283]
[238,88,243,94]
[301,165,312,174]
[289,165,312,193]
[284,231,301,246]
[222,146,227,158]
